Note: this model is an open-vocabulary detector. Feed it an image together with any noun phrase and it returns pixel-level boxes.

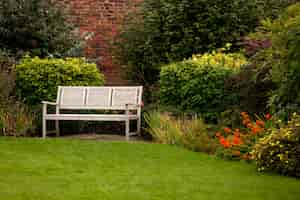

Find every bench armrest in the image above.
[42,101,57,105]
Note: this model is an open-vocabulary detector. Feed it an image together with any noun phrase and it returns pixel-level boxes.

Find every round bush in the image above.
[160,51,246,122]
[16,56,105,105]
[252,113,300,177]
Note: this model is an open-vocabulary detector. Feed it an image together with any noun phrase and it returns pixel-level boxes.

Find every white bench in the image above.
[42,86,143,140]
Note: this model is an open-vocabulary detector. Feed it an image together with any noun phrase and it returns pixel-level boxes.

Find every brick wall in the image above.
[61,0,141,85]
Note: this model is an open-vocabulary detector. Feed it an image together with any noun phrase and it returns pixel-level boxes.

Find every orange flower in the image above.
[232,135,243,145]
[240,112,248,117]
[234,132,240,137]
[251,125,263,135]
[223,127,232,134]
[247,123,253,129]
[219,136,225,144]
[265,113,272,120]
[223,140,231,148]
[234,129,241,137]
[256,120,265,127]
[219,136,231,148]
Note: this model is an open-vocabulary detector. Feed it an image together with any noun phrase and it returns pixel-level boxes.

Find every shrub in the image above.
[247,3,300,118]
[0,72,35,136]
[0,0,78,57]
[114,0,293,85]
[160,50,247,122]
[252,113,300,177]
[267,3,300,116]
[215,112,275,161]
[144,111,217,154]
[224,63,275,114]
[16,56,105,105]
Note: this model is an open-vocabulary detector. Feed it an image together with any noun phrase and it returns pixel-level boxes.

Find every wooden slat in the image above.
[59,87,86,108]
[112,87,139,106]
[86,87,112,107]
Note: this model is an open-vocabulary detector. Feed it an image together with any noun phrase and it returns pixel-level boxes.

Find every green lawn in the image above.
[0,138,299,200]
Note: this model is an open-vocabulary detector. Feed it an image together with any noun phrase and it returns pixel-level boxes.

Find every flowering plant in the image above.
[192,43,248,71]
[216,112,273,161]
[252,113,300,177]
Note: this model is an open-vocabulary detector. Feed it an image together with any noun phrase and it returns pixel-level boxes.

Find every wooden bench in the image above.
[42,86,143,140]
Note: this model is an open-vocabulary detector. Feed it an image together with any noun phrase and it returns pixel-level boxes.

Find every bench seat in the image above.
[45,114,139,121]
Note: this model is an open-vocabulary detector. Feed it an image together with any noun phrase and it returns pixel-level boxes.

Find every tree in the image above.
[0,0,78,57]
[114,0,294,85]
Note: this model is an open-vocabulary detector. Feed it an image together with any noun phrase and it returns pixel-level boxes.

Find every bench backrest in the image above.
[57,86,143,110]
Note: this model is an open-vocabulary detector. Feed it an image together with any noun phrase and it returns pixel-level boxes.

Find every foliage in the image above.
[216,112,274,161]
[0,71,15,106]
[224,63,275,114]
[0,49,16,72]
[0,103,36,137]
[249,3,300,118]
[0,0,79,57]
[0,72,35,136]
[258,0,298,19]
[144,111,217,154]
[225,5,299,115]
[267,3,300,116]
[191,44,248,70]
[242,38,272,57]
[16,56,105,105]
[252,113,300,177]
[114,0,293,85]
[160,50,247,122]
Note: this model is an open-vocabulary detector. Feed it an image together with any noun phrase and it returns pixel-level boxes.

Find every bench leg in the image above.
[43,118,47,139]
[125,119,130,141]
[137,118,141,136]
[55,120,60,137]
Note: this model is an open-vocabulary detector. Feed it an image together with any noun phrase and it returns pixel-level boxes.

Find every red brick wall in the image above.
[61,0,141,85]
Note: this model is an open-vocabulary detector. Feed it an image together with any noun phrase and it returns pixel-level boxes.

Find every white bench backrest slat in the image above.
[59,87,86,108]
[111,87,139,106]
[86,87,112,107]
[57,86,142,109]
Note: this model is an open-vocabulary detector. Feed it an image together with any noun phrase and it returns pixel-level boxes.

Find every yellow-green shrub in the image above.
[160,49,247,122]
[16,56,104,105]
[252,113,300,177]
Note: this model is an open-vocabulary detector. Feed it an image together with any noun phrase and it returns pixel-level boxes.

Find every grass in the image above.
[0,137,299,200]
